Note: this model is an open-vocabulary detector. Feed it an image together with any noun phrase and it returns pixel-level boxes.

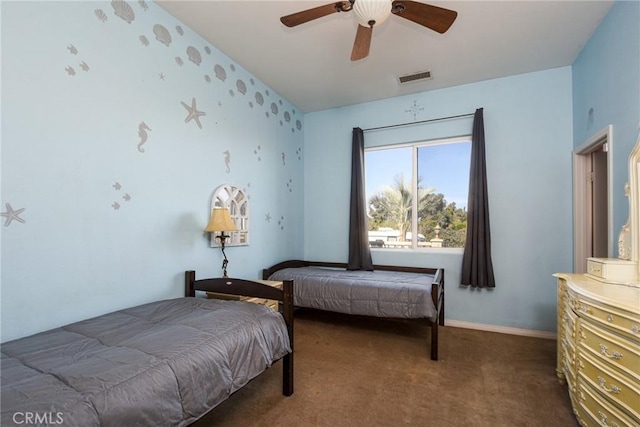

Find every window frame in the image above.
[210,183,249,247]
[365,135,471,252]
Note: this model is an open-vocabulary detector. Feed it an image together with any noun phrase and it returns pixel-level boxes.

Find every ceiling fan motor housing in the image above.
[353,0,392,27]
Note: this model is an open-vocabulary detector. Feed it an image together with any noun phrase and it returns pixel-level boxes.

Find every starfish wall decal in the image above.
[1,203,26,227]
[405,100,424,120]
[181,97,206,129]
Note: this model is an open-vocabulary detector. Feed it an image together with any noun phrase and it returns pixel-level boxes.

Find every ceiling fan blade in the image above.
[391,0,457,34]
[280,2,351,28]
[351,24,373,61]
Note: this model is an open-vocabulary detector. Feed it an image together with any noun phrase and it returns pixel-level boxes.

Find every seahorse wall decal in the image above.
[224,150,231,173]
[137,121,151,152]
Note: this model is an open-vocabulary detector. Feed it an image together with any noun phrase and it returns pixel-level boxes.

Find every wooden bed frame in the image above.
[261,260,445,361]
[184,271,294,396]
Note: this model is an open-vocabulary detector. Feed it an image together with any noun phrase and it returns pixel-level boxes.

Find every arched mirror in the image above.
[210,184,249,247]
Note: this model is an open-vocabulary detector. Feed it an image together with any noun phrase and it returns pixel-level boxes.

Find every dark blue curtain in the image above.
[461,108,495,287]
[348,127,373,271]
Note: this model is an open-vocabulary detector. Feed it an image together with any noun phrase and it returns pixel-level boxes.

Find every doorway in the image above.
[573,125,613,273]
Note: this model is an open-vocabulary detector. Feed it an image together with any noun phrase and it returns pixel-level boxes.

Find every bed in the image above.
[1,272,294,427]
[263,260,444,360]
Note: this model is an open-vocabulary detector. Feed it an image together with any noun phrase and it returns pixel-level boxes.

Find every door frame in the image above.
[573,125,614,273]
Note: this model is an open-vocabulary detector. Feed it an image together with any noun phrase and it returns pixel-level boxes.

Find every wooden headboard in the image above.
[184,271,295,395]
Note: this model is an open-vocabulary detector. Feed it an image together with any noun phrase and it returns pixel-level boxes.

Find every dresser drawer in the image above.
[578,352,640,420]
[579,320,640,382]
[586,258,638,283]
[561,337,577,387]
[578,381,640,427]
[562,336,576,368]
[575,295,640,342]
[564,305,578,342]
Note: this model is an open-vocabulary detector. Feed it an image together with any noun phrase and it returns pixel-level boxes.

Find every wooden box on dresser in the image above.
[555,273,640,427]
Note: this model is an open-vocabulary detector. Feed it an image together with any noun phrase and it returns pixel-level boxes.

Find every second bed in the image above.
[263,260,444,360]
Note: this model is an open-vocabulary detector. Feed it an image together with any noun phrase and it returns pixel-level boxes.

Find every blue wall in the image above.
[304,1,637,333]
[572,0,640,248]
[1,1,304,341]
[2,1,636,340]
[304,68,575,333]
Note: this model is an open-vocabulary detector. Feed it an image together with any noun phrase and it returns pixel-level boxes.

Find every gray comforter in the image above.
[268,267,437,321]
[1,297,291,427]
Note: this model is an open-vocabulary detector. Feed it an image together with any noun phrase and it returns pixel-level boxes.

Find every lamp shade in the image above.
[353,0,392,27]
[204,207,237,232]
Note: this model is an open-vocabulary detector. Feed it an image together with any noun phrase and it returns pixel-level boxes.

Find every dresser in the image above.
[555,273,640,426]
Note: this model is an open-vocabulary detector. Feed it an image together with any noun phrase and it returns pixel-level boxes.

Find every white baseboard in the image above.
[445,319,557,340]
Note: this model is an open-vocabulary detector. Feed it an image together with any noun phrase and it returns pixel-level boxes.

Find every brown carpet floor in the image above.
[195,308,578,427]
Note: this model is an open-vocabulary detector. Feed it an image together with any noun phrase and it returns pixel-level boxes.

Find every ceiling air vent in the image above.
[398,70,432,84]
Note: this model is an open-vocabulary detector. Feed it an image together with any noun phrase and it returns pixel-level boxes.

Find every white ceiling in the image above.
[157,0,613,113]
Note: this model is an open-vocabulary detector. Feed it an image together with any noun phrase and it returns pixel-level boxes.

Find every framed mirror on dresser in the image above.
[554,130,640,427]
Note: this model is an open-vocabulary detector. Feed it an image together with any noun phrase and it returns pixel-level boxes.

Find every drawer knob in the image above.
[599,344,623,360]
[606,314,613,322]
[632,324,639,336]
[597,376,621,394]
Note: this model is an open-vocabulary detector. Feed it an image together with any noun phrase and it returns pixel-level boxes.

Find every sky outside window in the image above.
[418,142,471,209]
[365,141,471,210]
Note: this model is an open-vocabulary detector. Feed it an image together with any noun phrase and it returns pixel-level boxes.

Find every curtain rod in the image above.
[362,112,475,132]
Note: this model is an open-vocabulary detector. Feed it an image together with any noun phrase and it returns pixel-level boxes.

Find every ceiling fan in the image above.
[280,0,457,61]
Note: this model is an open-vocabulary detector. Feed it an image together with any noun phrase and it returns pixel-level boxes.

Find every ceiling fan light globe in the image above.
[353,0,392,27]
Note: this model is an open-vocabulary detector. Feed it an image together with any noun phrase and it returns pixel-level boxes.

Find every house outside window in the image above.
[365,136,471,249]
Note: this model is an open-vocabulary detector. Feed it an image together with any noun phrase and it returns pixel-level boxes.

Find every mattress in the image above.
[1,297,291,427]
[268,267,437,321]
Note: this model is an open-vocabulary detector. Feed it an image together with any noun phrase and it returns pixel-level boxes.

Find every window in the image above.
[365,136,471,249]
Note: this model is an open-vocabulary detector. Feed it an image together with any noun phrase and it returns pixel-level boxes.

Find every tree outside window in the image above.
[365,137,471,249]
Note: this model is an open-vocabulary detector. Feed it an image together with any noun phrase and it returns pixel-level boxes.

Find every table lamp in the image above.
[204,207,237,277]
